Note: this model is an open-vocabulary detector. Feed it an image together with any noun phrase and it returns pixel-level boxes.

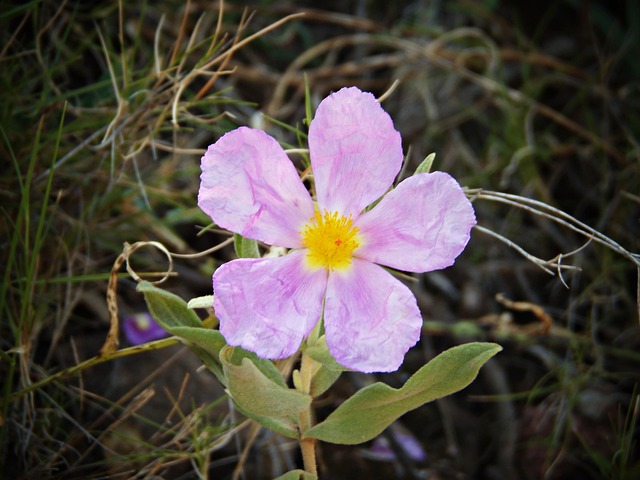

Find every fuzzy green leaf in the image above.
[414,152,436,174]
[220,346,311,438]
[224,344,289,388]
[305,336,349,373]
[187,295,214,309]
[304,342,501,444]
[170,326,226,354]
[305,337,348,396]
[137,281,202,329]
[233,233,260,258]
[170,326,226,384]
[309,366,342,398]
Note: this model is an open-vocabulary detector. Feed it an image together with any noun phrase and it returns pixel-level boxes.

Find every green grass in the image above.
[1,0,639,478]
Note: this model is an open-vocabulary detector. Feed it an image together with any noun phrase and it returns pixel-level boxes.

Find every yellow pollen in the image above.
[301,210,360,271]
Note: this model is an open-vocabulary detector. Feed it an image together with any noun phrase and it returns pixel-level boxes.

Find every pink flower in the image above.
[198,87,476,372]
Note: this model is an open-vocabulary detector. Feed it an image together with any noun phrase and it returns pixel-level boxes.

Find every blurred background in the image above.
[1,0,639,478]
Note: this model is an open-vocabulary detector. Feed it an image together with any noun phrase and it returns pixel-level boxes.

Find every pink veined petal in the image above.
[308,87,403,219]
[323,259,422,373]
[354,172,476,273]
[199,127,314,248]
[214,250,328,359]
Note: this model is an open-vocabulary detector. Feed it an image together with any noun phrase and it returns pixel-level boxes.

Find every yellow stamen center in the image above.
[301,210,360,271]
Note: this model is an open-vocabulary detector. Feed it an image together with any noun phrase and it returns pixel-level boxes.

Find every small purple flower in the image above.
[198,87,476,372]
[123,312,168,345]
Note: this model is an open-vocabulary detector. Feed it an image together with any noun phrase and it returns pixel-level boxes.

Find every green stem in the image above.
[9,336,179,401]
[10,316,218,401]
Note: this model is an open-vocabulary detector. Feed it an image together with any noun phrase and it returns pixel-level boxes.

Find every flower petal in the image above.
[199,127,314,248]
[123,313,167,346]
[354,172,476,272]
[308,87,403,218]
[214,250,327,359]
[324,259,422,372]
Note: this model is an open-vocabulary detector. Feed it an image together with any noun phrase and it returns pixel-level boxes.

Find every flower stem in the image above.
[300,419,318,476]
[298,350,318,477]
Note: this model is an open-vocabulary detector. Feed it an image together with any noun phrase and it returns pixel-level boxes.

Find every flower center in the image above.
[301,210,360,271]
[134,314,151,331]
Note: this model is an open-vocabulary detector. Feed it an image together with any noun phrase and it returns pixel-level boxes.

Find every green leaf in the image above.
[224,344,289,388]
[170,326,226,384]
[414,152,436,175]
[309,365,342,398]
[304,337,348,396]
[233,233,260,258]
[137,281,202,329]
[274,470,317,480]
[137,283,228,383]
[187,295,214,309]
[170,326,226,355]
[305,336,349,373]
[304,342,502,444]
[304,72,313,127]
[220,346,311,439]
